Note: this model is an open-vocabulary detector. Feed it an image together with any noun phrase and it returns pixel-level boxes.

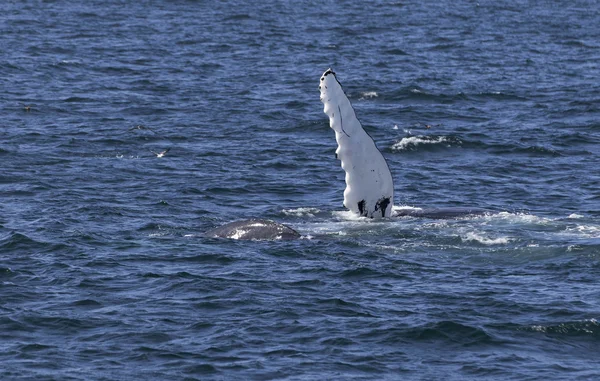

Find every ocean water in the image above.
[1,1,599,380]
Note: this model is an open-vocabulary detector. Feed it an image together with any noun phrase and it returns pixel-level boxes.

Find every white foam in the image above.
[462,231,510,245]
[564,224,600,238]
[359,91,378,99]
[282,207,320,217]
[567,213,584,219]
[529,319,598,334]
[391,136,451,151]
[530,325,546,333]
[479,212,553,225]
[332,210,368,221]
[393,205,423,212]
[57,60,81,65]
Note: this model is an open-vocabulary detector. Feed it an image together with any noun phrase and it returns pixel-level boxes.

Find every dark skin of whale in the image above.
[207,209,490,240]
[394,207,490,219]
[205,219,301,240]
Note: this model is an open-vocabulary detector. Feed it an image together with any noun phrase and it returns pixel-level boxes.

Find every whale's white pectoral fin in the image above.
[319,68,394,218]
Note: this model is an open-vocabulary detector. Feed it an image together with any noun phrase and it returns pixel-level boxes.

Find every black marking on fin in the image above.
[358,200,366,216]
[375,197,391,217]
[338,105,350,137]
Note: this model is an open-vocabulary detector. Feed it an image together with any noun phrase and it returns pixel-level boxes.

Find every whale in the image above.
[205,69,490,240]
[204,219,301,240]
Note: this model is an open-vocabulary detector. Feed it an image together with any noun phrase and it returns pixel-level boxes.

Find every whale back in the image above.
[204,219,301,240]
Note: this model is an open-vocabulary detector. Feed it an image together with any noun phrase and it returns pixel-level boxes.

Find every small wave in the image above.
[0,232,55,252]
[520,145,562,157]
[429,42,465,51]
[18,343,56,352]
[562,40,597,48]
[55,60,82,66]
[485,143,563,157]
[525,319,599,336]
[149,232,169,238]
[462,232,510,245]
[565,244,598,252]
[205,186,252,195]
[62,96,94,103]
[72,299,102,308]
[564,224,600,239]
[359,91,378,100]
[316,297,374,317]
[479,212,552,225]
[472,91,529,102]
[383,48,409,55]
[406,321,495,345]
[340,267,383,278]
[284,100,309,109]
[282,207,320,217]
[223,14,251,21]
[391,135,460,151]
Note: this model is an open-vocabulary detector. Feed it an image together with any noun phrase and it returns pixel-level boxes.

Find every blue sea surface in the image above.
[1,1,599,380]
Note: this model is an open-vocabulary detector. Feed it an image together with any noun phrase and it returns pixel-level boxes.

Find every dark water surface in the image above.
[2,1,599,380]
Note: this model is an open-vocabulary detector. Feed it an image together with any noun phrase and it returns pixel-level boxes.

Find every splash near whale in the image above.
[319,68,394,218]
